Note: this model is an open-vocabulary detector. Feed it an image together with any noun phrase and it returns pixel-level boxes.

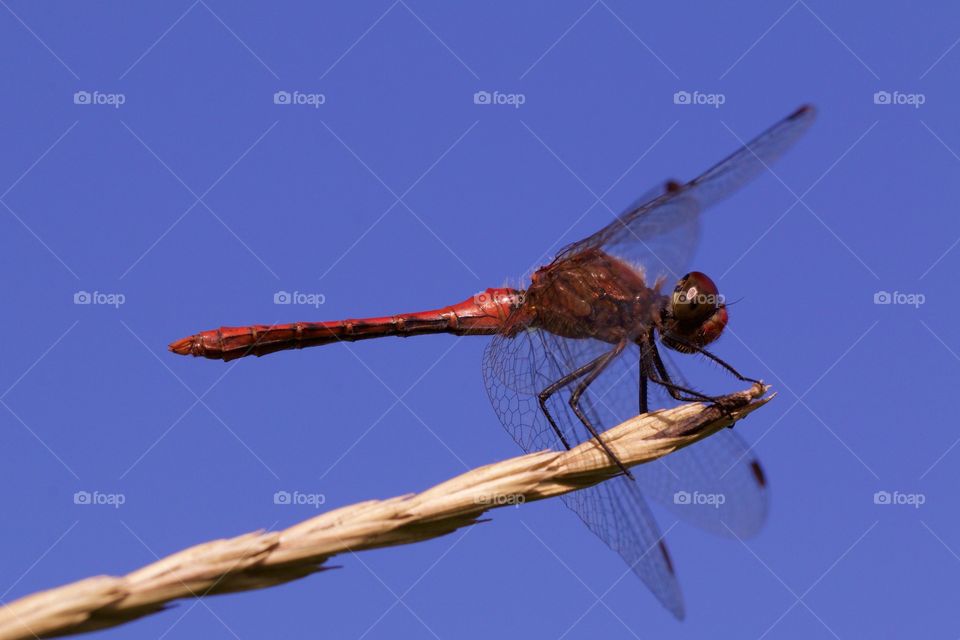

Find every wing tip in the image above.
[658,539,675,575]
[658,540,687,619]
[750,460,767,488]
[791,103,817,121]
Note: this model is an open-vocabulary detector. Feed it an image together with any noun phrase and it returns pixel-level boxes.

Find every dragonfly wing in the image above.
[483,329,605,457]
[634,429,767,538]
[556,105,816,286]
[482,328,565,451]
[683,104,816,209]
[562,194,702,294]
[568,340,769,537]
[622,178,682,213]
[482,331,685,618]
[563,476,685,619]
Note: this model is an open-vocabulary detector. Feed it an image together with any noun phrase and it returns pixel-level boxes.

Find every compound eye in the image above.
[671,272,720,328]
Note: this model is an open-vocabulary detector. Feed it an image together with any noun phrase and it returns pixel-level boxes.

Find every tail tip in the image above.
[168,336,195,356]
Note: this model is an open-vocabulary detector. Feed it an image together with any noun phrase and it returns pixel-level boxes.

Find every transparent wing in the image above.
[556,105,816,286]
[635,428,767,538]
[482,330,685,619]
[622,178,682,213]
[564,477,684,619]
[683,104,815,209]
[565,337,769,538]
[563,194,701,295]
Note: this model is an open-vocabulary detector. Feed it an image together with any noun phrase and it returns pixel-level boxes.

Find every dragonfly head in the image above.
[660,271,727,353]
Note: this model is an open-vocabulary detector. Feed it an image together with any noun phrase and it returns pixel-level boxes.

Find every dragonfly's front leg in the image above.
[663,335,761,386]
[643,335,718,404]
[646,335,746,426]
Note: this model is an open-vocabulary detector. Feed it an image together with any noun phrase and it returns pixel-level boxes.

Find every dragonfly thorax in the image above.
[523,248,664,344]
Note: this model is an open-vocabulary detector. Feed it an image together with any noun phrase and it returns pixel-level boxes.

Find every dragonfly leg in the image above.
[567,339,635,480]
[639,357,649,415]
[645,338,744,428]
[637,331,661,414]
[646,337,718,404]
[538,357,604,450]
[663,336,761,385]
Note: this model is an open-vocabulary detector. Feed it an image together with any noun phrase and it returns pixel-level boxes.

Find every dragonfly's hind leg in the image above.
[537,357,602,450]
[566,339,634,479]
[537,339,634,478]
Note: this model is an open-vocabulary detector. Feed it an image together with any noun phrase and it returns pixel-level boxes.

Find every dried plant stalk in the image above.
[0,385,771,640]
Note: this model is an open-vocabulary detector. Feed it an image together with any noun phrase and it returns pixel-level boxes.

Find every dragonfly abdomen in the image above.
[169,288,524,361]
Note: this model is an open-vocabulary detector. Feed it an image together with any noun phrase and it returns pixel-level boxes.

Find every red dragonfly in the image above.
[170,105,815,618]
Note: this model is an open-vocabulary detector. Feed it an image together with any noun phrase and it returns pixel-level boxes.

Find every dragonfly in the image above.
[170,105,815,618]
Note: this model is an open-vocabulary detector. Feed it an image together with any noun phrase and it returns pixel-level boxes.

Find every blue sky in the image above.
[1,2,958,638]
